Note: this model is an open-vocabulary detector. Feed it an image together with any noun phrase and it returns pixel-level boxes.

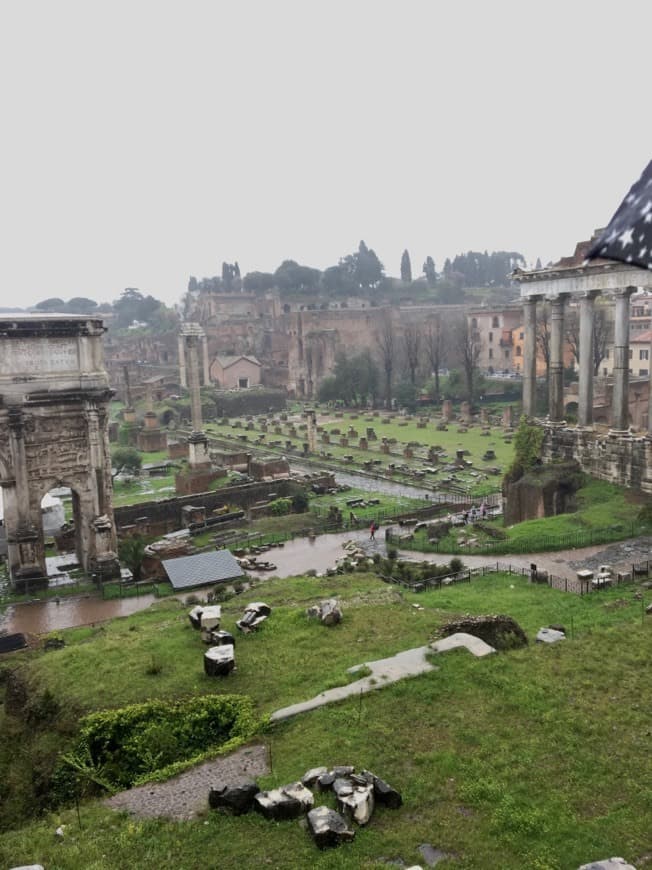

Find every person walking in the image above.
[369,521,376,540]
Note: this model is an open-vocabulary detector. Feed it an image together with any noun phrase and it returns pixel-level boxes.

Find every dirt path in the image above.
[104,743,269,821]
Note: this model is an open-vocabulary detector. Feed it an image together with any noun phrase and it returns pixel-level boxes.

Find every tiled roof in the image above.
[162,549,244,590]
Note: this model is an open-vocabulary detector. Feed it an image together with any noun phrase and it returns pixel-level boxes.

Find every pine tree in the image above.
[422,256,437,287]
[400,249,412,283]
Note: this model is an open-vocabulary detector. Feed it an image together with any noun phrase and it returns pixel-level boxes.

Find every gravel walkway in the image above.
[104,743,269,821]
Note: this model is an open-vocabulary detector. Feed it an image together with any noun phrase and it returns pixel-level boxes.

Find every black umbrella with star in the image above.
[586,160,652,270]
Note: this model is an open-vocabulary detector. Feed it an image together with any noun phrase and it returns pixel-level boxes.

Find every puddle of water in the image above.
[0,594,158,636]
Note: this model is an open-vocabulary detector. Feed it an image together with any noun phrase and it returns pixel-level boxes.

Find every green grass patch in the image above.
[1,572,651,867]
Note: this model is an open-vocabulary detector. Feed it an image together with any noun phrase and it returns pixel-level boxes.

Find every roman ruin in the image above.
[0,314,119,590]
[515,251,652,491]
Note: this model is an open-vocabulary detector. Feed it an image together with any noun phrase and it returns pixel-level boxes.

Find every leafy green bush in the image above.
[507,415,545,478]
[268,497,292,516]
[53,694,259,800]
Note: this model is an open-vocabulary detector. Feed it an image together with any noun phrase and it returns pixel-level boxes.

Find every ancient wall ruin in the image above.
[542,424,652,493]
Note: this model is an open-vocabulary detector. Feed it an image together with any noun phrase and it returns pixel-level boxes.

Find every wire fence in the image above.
[376,560,645,596]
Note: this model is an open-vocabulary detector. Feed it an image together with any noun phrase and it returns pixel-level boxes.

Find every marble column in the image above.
[522,295,538,417]
[6,409,42,578]
[548,294,568,422]
[186,335,203,435]
[611,286,636,432]
[201,336,211,385]
[178,335,187,388]
[578,291,600,427]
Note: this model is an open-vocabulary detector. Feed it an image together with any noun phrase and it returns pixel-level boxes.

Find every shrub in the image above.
[268,497,292,516]
[291,491,309,513]
[53,694,259,800]
[449,557,464,573]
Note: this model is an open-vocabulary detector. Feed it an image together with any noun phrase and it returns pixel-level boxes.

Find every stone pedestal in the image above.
[442,400,453,422]
[358,437,368,450]
[137,412,168,452]
[188,432,211,468]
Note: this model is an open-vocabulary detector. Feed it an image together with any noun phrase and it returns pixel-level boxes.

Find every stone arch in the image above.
[32,475,87,568]
[0,315,119,590]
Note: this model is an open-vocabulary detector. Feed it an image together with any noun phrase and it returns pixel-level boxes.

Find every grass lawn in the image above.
[1,571,651,868]
[205,408,514,498]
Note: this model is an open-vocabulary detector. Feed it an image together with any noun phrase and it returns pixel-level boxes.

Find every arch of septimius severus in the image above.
[514,254,652,491]
[0,315,118,590]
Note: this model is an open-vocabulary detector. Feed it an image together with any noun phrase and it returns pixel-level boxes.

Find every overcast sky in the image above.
[1,0,650,309]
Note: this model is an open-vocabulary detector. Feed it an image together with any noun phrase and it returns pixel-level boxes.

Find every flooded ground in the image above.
[2,529,643,638]
[244,527,609,581]
[0,593,158,636]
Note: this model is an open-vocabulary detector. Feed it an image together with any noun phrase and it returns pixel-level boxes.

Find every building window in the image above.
[504,349,510,359]
[640,349,649,360]
[488,348,493,359]
[605,348,609,358]
[640,368,649,376]
[515,345,522,356]
[629,349,633,359]
[489,332,493,343]
[471,317,478,329]
[238,377,249,388]
[519,331,524,340]
[603,368,608,376]
[492,316,499,328]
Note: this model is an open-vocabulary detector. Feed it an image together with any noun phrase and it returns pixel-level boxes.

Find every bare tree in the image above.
[402,324,421,385]
[424,315,447,401]
[453,316,480,401]
[564,303,612,377]
[593,306,613,375]
[376,311,396,408]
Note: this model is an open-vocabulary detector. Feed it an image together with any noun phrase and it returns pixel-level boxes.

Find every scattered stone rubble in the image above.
[536,626,566,644]
[208,764,402,850]
[236,601,272,633]
[578,860,637,870]
[306,598,343,626]
[203,644,235,677]
[438,614,528,651]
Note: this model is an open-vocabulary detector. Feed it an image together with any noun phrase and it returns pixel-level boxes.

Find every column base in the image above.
[608,428,632,438]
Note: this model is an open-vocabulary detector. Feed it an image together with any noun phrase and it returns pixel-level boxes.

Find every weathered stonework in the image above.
[0,315,119,588]
[542,424,652,492]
